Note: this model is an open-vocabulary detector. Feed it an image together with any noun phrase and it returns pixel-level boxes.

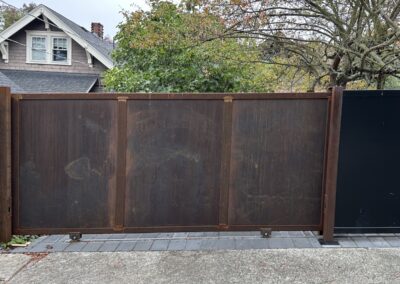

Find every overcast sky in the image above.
[9,0,150,37]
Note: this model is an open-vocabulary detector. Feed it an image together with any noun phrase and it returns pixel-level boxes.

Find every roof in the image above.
[0,4,114,68]
[0,69,98,93]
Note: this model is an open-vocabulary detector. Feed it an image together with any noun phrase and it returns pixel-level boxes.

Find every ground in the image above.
[1,231,400,283]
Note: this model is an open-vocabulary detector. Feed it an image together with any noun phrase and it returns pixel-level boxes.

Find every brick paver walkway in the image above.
[7,231,400,253]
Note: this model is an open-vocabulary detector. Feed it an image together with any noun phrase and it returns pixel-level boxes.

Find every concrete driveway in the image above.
[2,248,400,283]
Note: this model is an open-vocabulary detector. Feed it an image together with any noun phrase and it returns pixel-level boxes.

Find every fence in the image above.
[0,88,343,244]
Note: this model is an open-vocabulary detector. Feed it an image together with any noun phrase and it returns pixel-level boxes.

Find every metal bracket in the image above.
[69,232,82,242]
[260,228,272,238]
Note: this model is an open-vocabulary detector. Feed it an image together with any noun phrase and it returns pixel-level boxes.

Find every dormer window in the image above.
[26,31,71,65]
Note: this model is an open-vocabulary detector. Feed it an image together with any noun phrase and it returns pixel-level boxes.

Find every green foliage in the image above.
[0,3,37,31]
[0,235,37,250]
[104,1,277,92]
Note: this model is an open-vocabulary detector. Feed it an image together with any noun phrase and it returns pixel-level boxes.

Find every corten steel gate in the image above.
[0,87,343,243]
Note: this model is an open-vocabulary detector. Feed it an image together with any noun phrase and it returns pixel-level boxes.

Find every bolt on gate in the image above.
[0,87,343,244]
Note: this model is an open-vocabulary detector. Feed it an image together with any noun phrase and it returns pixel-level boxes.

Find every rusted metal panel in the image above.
[0,87,11,242]
[15,100,118,230]
[229,99,329,228]
[124,100,223,227]
[9,91,340,235]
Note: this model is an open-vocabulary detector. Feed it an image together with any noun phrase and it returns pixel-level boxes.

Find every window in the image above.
[31,37,46,61]
[26,31,71,65]
[52,38,67,62]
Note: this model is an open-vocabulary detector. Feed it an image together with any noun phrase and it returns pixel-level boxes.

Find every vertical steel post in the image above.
[218,96,233,230]
[114,96,128,231]
[0,87,12,243]
[321,86,343,244]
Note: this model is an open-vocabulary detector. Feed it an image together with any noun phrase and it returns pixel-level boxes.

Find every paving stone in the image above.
[116,241,137,252]
[292,238,313,248]
[124,233,142,239]
[303,231,315,237]
[108,234,127,240]
[367,237,391,248]
[98,241,120,252]
[203,232,219,237]
[338,238,357,248]
[188,232,205,238]
[10,247,30,254]
[352,237,372,248]
[93,234,112,240]
[157,233,174,239]
[134,240,153,251]
[288,231,306,237]
[384,237,400,247]
[235,239,251,250]
[81,242,104,252]
[44,235,64,243]
[210,239,235,250]
[140,233,160,239]
[51,241,70,252]
[242,239,269,249]
[64,242,87,252]
[81,234,100,240]
[28,236,48,249]
[185,239,203,250]
[150,240,170,251]
[308,238,322,248]
[231,231,260,237]
[199,239,218,250]
[172,232,188,239]
[219,232,243,237]
[269,238,294,249]
[28,242,56,253]
[168,240,187,251]
[271,231,289,238]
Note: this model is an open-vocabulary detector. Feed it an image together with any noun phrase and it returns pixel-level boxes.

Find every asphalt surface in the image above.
[2,248,400,283]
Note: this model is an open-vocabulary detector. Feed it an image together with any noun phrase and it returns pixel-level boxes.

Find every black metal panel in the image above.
[335,90,400,233]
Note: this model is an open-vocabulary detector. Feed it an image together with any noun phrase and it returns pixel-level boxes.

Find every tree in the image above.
[202,0,400,90]
[104,1,279,92]
[0,3,37,31]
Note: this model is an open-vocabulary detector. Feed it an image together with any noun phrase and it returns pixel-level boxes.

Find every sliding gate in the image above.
[0,88,343,243]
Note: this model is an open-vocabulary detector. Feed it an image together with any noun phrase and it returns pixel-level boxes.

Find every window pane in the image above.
[32,37,46,49]
[31,37,46,61]
[53,50,67,61]
[52,38,68,62]
[32,49,46,61]
[53,38,67,50]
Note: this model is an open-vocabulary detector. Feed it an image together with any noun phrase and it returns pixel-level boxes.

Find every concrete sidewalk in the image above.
[2,248,400,283]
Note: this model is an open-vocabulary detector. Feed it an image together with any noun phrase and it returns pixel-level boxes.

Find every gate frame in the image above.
[0,87,343,243]
[0,87,11,243]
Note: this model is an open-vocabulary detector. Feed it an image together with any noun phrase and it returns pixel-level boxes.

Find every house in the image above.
[0,4,114,93]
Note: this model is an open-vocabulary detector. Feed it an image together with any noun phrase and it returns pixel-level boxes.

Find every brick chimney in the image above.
[91,22,104,39]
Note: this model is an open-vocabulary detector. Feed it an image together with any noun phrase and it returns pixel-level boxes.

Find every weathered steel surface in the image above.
[229,99,329,227]
[9,91,340,235]
[124,100,223,228]
[0,87,11,242]
[16,100,117,230]
[322,87,343,242]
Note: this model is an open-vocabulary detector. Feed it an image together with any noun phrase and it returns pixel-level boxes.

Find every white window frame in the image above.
[26,31,72,65]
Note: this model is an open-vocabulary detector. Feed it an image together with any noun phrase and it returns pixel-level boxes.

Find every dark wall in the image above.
[335,90,400,233]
